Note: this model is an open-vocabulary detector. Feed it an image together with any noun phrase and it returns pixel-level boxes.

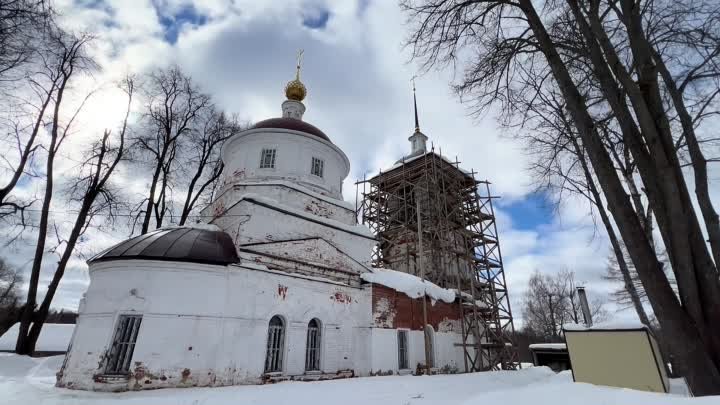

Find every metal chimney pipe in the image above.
[577,286,593,326]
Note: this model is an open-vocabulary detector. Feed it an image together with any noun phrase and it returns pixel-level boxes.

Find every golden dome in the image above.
[285,49,307,102]
[285,79,307,101]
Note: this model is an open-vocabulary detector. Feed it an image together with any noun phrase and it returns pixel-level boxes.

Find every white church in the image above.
[56,65,482,391]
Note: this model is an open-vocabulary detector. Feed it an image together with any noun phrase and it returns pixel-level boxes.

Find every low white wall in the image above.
[369,328,465,375]
[57,260,372,391]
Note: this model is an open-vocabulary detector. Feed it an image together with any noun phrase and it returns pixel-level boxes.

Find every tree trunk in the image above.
[15,78,68,355]
[568,135,651,326]
[573,0,720,372]
[140,149,166,234]
[650,47,720,269]
[520,0,720,394]
[27,203,90,347]
[0,87,55,205]
[616,0,720,368]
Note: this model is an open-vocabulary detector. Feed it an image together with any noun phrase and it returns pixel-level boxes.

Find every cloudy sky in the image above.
[3,0,631,325]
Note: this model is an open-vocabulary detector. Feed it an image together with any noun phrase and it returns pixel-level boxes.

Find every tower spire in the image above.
[413,77,420,133]
[407,76,428,155]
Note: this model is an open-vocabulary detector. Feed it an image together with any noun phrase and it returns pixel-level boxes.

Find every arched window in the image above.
[265,316,285,372]
[305,318,321,371]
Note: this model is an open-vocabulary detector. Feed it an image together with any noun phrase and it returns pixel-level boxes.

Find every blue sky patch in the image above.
[302,8,331,29]
[154,2,208,44]
[499,192,554,230]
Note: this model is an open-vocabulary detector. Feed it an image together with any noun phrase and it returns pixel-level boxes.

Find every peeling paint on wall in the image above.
[330,291,352,304]
[437,318,461,333]
[372,297,396,328]
[371,284,461,330]
[277,284,288,300]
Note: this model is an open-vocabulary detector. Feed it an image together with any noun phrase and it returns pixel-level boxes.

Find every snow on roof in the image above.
[454,289,489,309]
[0,323,74,352]
[563,321,648,332]
[529,343,567,351]
[361,268,456,304]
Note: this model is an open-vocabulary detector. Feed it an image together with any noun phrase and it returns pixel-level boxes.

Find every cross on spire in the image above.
[296,49,304,80]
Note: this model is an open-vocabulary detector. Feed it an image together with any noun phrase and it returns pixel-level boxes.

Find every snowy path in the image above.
[1,353,718,405]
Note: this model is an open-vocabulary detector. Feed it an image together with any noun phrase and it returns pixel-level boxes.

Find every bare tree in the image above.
[177,109,241,225]
[402,0,720,394]
[0,257,21,307]
[0,10,64,222]
[15,30,96,354]
[132,66,211,234]
[0,257,23,336]
[0,0,53,84]
[522,269,608,339]
[605,242,675,309]
[16,77,135,354]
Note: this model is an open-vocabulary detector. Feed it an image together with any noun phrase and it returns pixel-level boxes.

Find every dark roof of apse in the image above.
[251,117,331,142]
[89,227,240,266]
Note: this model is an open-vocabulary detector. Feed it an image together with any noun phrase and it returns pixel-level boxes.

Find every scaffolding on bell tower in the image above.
[356,147,519,371]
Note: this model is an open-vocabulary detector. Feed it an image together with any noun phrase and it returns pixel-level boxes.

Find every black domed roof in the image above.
[252,117,330,142]
[89,227,240,266]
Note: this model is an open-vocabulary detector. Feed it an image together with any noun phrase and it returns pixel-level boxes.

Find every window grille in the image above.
[398,330,409,369]
[311,157,324,178]
[105,314,142,374]
[260,148,277,169]
[265,316,285,372]
[305,319,321,371]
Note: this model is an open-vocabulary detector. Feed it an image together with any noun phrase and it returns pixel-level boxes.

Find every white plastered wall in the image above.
[368,328,465,375]
[57,260,372,391]
[221,129,350,199]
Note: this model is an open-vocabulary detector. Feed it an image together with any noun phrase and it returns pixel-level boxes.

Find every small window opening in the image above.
[105,314,142,374]
[305,318,321,371]
[260,148,277,169]
[398,330,409,369]
[311,157,324,178]
[265,315,285,372]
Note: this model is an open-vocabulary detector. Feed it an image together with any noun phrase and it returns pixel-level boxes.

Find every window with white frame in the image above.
[265,315,285,373]
[260,148,277,169]
[397,330,409,369]
[105,314,143,374]
[305,318,321,371]
[311,157,324,178]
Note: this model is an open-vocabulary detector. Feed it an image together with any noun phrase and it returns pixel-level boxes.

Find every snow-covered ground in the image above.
[1,353,718,405]
[0,324,74,352]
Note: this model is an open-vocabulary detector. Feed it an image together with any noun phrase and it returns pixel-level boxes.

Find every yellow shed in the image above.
[563,323,669,393]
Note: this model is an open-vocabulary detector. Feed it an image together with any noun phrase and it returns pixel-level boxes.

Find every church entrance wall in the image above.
[56,260,372,391]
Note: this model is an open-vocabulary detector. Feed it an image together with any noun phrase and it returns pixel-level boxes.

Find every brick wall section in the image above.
[371,284,462,331]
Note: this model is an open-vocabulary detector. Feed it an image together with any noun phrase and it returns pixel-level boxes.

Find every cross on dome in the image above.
[285,49,307,102]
